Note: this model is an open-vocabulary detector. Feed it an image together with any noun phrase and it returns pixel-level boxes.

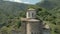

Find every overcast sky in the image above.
[4,0,42,4]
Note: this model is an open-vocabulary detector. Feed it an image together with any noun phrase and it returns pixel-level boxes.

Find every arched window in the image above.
[32,13,34,17]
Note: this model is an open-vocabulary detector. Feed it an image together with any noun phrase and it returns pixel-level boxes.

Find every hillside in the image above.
[0,0,60,34]
[0,0,28,11]
[0,1,31,34]
[36,0,60,34]
[36,0,60,10]
[0,0,29,17]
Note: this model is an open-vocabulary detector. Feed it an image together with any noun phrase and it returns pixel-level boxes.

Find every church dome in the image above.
[28,8,35,10]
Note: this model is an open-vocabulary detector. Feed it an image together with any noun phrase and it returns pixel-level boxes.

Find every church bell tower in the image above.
[26,8,36,18]
[21,8,43,34]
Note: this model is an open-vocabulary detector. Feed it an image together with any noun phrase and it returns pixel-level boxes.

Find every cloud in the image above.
[4,0,22,3]
[9,0,22,2]
[4,0,30,4]
[14,0,22,2]
[13,0,30,4]
[23,2,30,4]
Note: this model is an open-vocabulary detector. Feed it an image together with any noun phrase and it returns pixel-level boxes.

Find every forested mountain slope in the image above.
[0,0,29,17]
[36,0,60,10]
[0,0,60,34]
[36,0,60,34]
[0,1,30,34]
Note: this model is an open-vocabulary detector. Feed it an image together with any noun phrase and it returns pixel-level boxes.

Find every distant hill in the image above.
[0,0,30,17]
[36,0,60,10]
[0,0,28,11]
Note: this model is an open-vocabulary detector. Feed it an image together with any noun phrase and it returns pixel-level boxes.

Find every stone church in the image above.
[20,8,50,34]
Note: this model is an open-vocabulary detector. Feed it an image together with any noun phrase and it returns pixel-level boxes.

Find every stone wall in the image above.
[20,21,43,34]
[20,21,26,34]
[30,22,43,34]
